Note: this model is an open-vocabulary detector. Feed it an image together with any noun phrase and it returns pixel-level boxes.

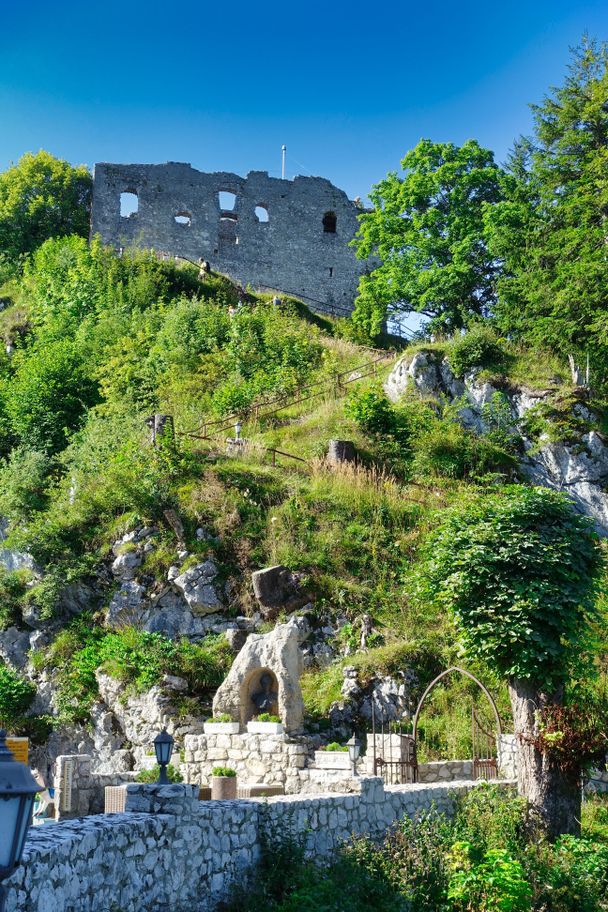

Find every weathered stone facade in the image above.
[91,163,368,315]
[6,778,508,912]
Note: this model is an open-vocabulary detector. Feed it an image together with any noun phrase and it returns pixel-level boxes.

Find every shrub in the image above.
[448,841,532,912]
[0,661,36,730]
[526,835,608,912]
[212,766,236,777]
[447,325,506,378]
[323,741,348,752]
[207,714,232,723]
[136,764,183,784]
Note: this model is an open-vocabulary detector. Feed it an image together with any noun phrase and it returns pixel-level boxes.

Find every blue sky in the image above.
[1,0,607,199]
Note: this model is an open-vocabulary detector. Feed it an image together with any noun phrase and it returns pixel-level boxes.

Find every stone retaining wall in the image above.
[6,778,511,912]
[182,731,315,793]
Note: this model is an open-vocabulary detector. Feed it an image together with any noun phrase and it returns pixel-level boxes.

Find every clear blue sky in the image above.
[1,0,607,199]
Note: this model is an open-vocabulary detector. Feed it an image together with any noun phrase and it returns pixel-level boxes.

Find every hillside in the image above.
[0,235,606,772]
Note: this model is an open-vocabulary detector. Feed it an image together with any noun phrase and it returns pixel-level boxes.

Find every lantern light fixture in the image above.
[153,729,174,784]
[0,729,39,912]
[346,732,361,777]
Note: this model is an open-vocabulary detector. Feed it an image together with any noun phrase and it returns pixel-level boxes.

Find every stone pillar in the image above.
[53,754,93,820]
[124,782,200,816]
[327,440,356,465]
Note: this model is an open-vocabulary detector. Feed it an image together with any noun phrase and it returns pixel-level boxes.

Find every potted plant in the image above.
[203,714,241,735]
[210,766,237,800]
[246,713,284,735]
[314,741,351,770]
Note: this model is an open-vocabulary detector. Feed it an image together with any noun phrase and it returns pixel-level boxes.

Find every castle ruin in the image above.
[90,162,368,315]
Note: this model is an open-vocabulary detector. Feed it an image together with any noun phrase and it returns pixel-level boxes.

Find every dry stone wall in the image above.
[91,163,368,315]
[6,778,504,912]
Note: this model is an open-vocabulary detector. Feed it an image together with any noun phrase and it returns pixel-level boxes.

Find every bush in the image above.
[447,325,506,379]
[136,764,183,784]
[0,661,36,729]
[212,766,236,777]
[448,841,532,912]
[526,835,608,912]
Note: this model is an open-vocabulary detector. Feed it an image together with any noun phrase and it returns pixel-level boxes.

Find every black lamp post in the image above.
[347,732,361,777]
[0,730,39,912]
[153,729,174,784]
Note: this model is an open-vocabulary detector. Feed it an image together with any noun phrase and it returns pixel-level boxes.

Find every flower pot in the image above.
[211,776,237,800]
[314,750,351,771]
[246,721,284,734]
[204,722,241,735]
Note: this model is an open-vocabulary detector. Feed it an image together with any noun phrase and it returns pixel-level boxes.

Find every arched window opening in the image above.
[322,211,337,233]
[218,191,237,211]
[255,205,269,223]
[174,211,192,226]
[120,190,138,218]
[219,214,238,247]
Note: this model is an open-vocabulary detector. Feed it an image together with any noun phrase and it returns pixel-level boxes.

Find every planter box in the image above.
[314,750,351,771]
[247,721,284,735]
[204,722,240,735]
[105,785,127,813]
[211,776,237,800]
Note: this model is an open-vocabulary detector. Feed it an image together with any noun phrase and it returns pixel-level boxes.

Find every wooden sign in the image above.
[61,759,74,812]
[6,737,28,764]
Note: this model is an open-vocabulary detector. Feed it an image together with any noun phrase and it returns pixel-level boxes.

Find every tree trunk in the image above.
[508,678,581,839]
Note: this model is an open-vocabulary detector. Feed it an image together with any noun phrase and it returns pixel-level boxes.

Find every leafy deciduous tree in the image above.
[352,139,504,338]
[0,151,92,262]
[417,486,604,838]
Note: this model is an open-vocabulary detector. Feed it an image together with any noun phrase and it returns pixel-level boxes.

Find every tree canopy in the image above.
[416,486,603,690]
[484,38,608,376]
[352,139,504,338]
[0,151,91,265]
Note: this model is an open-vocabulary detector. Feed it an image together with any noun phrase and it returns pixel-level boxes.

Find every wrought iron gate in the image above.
[370,702,418,784]
[472,706,498,780]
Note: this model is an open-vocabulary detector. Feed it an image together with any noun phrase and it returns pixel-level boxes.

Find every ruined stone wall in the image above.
[6,778,501,912]
[91,163,368,315]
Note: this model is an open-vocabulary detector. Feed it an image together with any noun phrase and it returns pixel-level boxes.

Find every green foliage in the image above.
[323,742,348,751]
[43,618,233,723]
[0,661,36,729]
[136,764,183,783]
[526,835,608,912]
[2,338,99,454]
[207,714,232,723]
[416,485,604,688]
[448,841,532,912]
[447,326,506,379]
[352,139,504,338]
[485,39,608,381]
[0,152,91,261]
[0,446,53,520]
[212,766,236,777]
[0,568,31,631]
[254,713,281,723]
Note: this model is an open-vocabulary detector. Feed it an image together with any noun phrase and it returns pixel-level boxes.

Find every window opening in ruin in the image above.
[174,211,192,226]
[255,205,269,223]
[120,191,138,218]
[219,214,238,247]
[218,191,237,211]
[323,211,337,233]
[328,267,334,277]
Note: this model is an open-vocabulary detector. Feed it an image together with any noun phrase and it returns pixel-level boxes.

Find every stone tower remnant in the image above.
[90,162,369,315]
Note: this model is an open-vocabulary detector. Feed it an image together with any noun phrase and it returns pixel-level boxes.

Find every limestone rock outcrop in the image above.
[251,565,309,619]
[212,617,308,733]
[386,350,608,535]
[173,560,222,614]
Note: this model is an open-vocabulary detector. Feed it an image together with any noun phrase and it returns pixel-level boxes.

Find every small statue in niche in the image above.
[251,672,278,717]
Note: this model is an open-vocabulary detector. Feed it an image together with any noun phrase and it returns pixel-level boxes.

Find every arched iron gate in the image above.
[371,666,502,783]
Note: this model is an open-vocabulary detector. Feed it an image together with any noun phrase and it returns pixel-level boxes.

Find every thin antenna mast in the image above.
[281,144,286,180]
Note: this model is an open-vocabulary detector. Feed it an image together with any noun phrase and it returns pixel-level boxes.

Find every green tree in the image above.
[2,339,99,454]
[417,486,604,838]
[485,39,608,377]
[0,661,36,730]
[0,151,91,262]
[352,139,504,338]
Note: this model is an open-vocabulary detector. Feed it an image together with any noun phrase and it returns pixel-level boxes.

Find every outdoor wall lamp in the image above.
[347,732,361,777]
[0,730,39,912]
[153,728,174,784]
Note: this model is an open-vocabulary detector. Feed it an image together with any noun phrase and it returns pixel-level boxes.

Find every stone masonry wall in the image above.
[182,731,314,793]
[91,163,369,315]
[6,778,509,912]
